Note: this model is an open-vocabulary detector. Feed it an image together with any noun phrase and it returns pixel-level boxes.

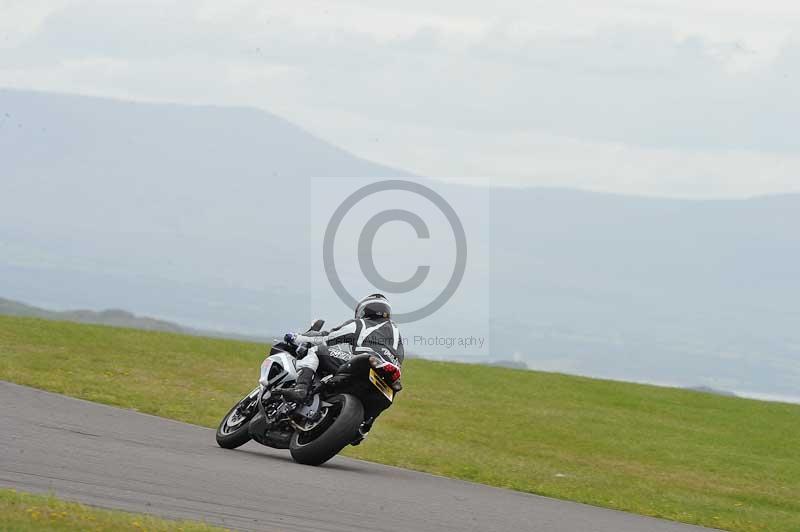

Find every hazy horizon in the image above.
[4,292,800,406]
[2,2,798,404]
[3,89,798,401]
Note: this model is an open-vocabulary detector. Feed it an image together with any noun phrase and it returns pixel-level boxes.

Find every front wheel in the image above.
[289,394,364,466]
[216,387,259,449]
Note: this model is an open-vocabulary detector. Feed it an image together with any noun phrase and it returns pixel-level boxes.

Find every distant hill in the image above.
[489,360,529,370]
[0,87,408,335]
[687,385,738,397]
[1,297,181,330]
[1,88,799,397]
[0,297,270,343]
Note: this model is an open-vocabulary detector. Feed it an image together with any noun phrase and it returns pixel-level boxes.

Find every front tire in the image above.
[216,388,259,449]
[289,394,364,466]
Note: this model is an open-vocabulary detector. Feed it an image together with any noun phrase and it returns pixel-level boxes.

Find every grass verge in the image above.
[1,315,799,532]
[0,488,227,531]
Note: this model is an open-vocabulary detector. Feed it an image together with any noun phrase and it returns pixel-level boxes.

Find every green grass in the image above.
[1,315,799,532]
[0,488,228,531]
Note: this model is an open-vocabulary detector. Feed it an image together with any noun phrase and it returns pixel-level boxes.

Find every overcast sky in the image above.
[2,0,799,197]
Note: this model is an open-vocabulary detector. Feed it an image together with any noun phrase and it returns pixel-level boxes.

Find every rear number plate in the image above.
[369,369,394,402]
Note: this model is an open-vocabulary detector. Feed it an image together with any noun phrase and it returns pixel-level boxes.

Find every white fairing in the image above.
[259,351,298,388]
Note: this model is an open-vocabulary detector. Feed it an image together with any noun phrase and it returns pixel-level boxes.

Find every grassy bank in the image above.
[1,315,799,531]
[0,489,227,531]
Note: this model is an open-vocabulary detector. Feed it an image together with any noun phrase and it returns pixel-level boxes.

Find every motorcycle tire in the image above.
[289,394,363,466]
[216,389,258,449]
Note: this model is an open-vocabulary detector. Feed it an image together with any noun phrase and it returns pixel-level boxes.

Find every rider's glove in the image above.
[284,332,298,345]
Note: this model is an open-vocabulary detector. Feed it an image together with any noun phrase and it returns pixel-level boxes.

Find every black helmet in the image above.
[355,293,391,320]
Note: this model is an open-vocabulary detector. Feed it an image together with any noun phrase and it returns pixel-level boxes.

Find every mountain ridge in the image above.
[2,88,798,397]
[0,296,271,343]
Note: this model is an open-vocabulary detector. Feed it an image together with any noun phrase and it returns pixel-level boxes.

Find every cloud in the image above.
[1,0,799,197]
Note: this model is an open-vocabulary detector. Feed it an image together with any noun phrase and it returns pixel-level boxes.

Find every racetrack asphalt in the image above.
[0,381,717,532]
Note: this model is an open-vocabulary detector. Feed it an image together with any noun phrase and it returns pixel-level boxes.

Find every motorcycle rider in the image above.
[281,293,404,407]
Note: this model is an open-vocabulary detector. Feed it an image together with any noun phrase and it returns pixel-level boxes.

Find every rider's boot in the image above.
[282,367,314,402]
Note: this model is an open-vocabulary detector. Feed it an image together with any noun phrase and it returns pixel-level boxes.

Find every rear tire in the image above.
[216,388,258,449]
[289,394,363,466]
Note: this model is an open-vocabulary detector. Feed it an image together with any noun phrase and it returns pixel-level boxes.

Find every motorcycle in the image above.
[215,319,402,466]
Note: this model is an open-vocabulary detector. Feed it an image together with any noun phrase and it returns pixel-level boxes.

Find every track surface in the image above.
[0,381,715,532]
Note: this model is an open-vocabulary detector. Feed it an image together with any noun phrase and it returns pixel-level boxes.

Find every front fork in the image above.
[236,387,261,416]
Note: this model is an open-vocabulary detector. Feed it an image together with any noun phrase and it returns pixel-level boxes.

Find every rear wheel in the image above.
[216,387,259,449]
[289,394,363,466]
